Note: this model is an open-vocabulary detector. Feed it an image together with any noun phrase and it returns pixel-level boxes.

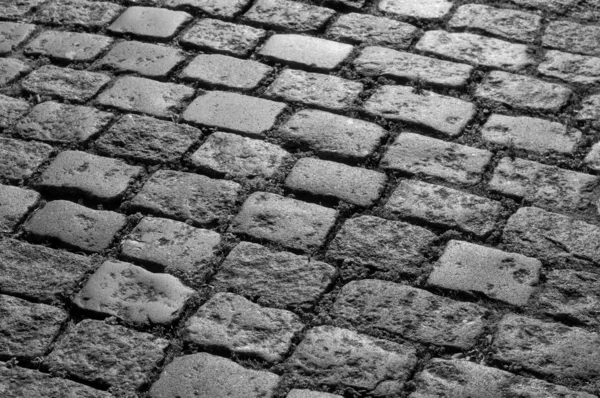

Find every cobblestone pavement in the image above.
[1,0,600,397]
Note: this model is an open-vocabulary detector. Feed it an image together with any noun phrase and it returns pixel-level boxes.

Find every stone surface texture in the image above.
[243,0,335,32]
[98,41,187,78]
[538,50,600,85]
[181,18,265,57]
[378,0,453,20]
[0,184,40,233]
[327,13,417,49]
[0,137,53,182]
[0,94,30,129]
[0,58,31,86]
[25,30,113,62]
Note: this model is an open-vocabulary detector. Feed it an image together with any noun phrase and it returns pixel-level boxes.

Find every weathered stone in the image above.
[332,279,488,349]
[584,142,600,172]
[538,50,600,85]
[0,94,30,129]
[185,292,303,362]
[287,390,343,398]
[181,19,265,57]
[543,20,600,56]
[108,6,192,40]
[22,65,110,102]
[578,93,600,123]
[0,137,53,182]
[212,241,337,309]
[0,58,31,86]
[243,0,334,32]
[24,31,113,61]
[378,0,453,20]
[509,0,577,12]
[165,0,250,18]
[33,0,124,27]
[327,13,417,49]
[287,326,417,397]
[0,0,44,19]
[0,184,40,233]
[385,179,502,237]
[0,23,36,55]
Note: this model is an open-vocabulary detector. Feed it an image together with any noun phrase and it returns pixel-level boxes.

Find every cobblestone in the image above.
[33,0,124,27]
[510,0,578,12]
[543,20,600,57]
[578,93,600,123]
[108,7,192,40]
[165,0,250,18]
[287,390,342,398]
[0,0,44,20]
[184,292,303,362]
[538,50,600,85]
[327,13,417,49]
[22,65,110,102]
[0,22,36,55]
[243,0,335,32]
[0,94,30,129]
[584,143,600,171]
[181,19,266,57]
[0,137,53,182]
[378,0,453,20]
[24,31,113,62]
[0,58,31,87]
[0,184,40,233]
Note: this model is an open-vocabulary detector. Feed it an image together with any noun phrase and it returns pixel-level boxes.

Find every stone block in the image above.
[0,94,30,129]
[0,58,31,86]
[0,0,44,20]
[243,0,334,32]
[0,184,40,233]
[538,50,600,85]
[287,391,343,398]
[180,18,265,57]
[0,23,36,55]
[22,65,110,102]
[543,20,600,57]
[33,0,123,27]
[165,0,250,18]
[24,31,113,62]
[577,93,600,123]
[0,137,53,182]
[378,0,453,20]
[327,13,417,49]
[108,6,192,40]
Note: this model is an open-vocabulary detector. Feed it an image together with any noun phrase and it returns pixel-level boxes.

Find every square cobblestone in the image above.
[165,0,251,18]
[33,0,124,27]
[181,19,266,57]
[538,50,600,85]
[108,6,192,40]
[0,94,30,129]
[0,137,53,182]
[0,23,36,55]
[243,0,335,32]
[543,20,600,57]
[0,184,40,233]
[327,13,417,49]
[0,58,31,87]
[0,0,44,20]
[24,31,113,62]
[378,0,453,20]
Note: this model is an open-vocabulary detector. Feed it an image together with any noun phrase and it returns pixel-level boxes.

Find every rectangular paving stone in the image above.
[538,50,600,85]
[0,58,31,87]
[229,192,338,253]
[509,0,578,12]
[327,13,417,49]
[384,179,502,237]
[416,31,535,71]
[585,142,600,172]
[287,326,417,397]
[165,0,250,18]
[353,46,474,88]
[129,169,241,227]
[378,0,453,20]
[0,23,36,55]
[108,6,192,40]
[493,314,600,379]
[212,241,337,309]
[0,184,40,233]
[0,94,30,129]
[543,20,600,57]
[380,133,493,186]
[578,93,600,123]
[364,85,476,137]
[33,0,124,27]
[332,279,488,349]
[264,69,363,112]
[185,292,303,362]
[0,137,53,182]
[0,0,44,20]
[24,200,127,253]
[24,31,113,62]
[490,157,598,213]
[243,0,335,32]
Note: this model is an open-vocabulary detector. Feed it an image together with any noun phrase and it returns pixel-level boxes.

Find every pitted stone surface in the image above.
[378,0,453,20]
[0,94,30,129]
[287,391,343,398]
[181,18,266,57]
[182,91,286,137]
[149,353,279,398]
[416,31,535,71]
[15,101,113,144]
[25,31,113,62]
[380,133,493,186]
[327,13,417,49]
[0,137,53,182]
[108,6,192,40]
[33,0,124,27]
[578,93,600,123]
[22,65,110,102]
[130,170,241,227]
[285,158,386,206]
[490,157,597,213]
[0,294,67,360]
[46,319,169,391]
[94,113,201,164]
[265,69,363,111]
[0,22,36,55]
[0,58,30,86]
[354,46,474,88]
[332,279,488,349]
[510,0,578,12]
[24,200,127,253]
[429,240,541,306]
[0,184,40,233]
[184,292,303,362]
[0,0,44,19]
[481,114,580,154]
[73,260,194,325]
[212,241,337,309]
[364,85,476,137]
[190,131,289,179]
[97,76,195,118]
[385,179,502,237]
[165,0,250,18]
[259,34,353,72]
[229,192,338,253]
[493,314,600,379]
[243,0,335,32]
[327,215,436,276]
[543,20,600,57]
[584,142,600,171]
[287,325,417,396]
[277,109,386,161]
[121,216,221,275]
[538,50,600,85]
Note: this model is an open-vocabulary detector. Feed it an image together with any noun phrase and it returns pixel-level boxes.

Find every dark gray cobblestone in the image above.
[33,0,124,27]
[243,0,335,32]
[543,20,600,57]
[0,94,30,129]
[538,50,600,85]
[0,137,53,182]
[0,23,36,56]
[165,0,250,18]
[0,184,40,233]
[327,14,417,49]
[0,58,31,87]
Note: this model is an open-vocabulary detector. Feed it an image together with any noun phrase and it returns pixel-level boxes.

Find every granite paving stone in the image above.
[380,133,493,185]
[129,169,241,227]
[258,34,353,72]
[416,31,535,71]
[384,179,503,237]
[584,143,600,171]
[0,294,67,360]
[0,0,45,20]
[46,319,169,391]
[327,13,417,49]
[190,131,289,179]
[543,20,600,56]
[509,0,578,12]
[364,85,476,137]
[0,184,40,233]
[0,137,53,182]
[24,31,113,62]
[332,279,488,349]
[493,314,600,379]
[164,0,251,18]
[211,241,337,309]
[264,69,363,111]
[0,23,36,55]
[287,325,417,397]
[23,200,127,253]
[33,0,124,27]
[0,58,31,86]
[120,216,221,275]
[353,46,474,88]
[378,0,453,20]
[330,0,365,8]
[180,18,266,57]
[287,391,343,398]
[577,93,600,123]
[229,192,338,253]
[149,352,279,398]
[0,94,30,129]
[15,101,113,144]
[22,65,110,102]
[538,50,600,85]
[243,0,335,32]
[108,6,192,40]
[277,109,387,161]
[184,292,303,362]
[327,215,436,276]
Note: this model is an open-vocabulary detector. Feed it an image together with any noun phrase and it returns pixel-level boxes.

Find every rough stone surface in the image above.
[190,131,289,179]
[364,85,476,136]
[108,6,192,40]
[0,22,36,55]
[277,109,386,161]
[165,0,250,18]
[0,294,67,360]
[0,184,40,233]
[23,200,127,253]
[212,241,337,309]
[0,137,53,182]
[380,133,493,186]
[0,58,31,86]
[229,192,338,253]
[0,94,30,129]
[265,69,362,111]
[33,0,124,27]
[46,319,169,390]
[243,0,335,32]
[15,101,113,144]
[0,0,44,20]
[578,93,600,123]
[543,20,600,56]
[378,0,453,20]
[287,391,343,398]
[24,31,113,62]
[332,279,488,349]
[121,216,221,275]
[181,18,266,57]
[509,0,578,12]
[538,50,600,85]
[385,179,502,237]
[493,314,600,379]
[129,169,241,227]
[287,326,417,397]
[416,31,535,71]
[327,13,417,49]
[149,353,279,398]
[185,292,303,362]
